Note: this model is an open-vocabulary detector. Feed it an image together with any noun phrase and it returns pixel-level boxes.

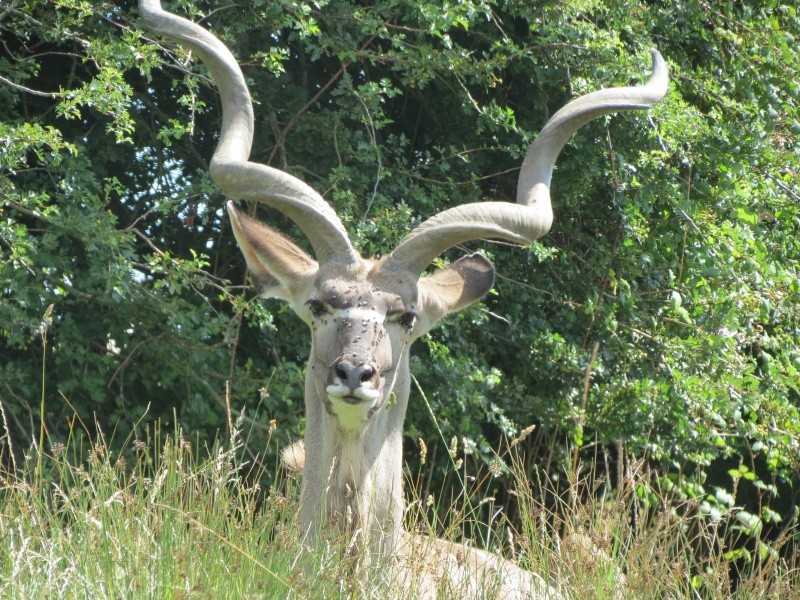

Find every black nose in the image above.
[333,359,377,390]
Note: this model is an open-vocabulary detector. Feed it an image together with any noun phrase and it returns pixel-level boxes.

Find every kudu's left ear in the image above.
[227,202,318,300]
[418,253,495,326]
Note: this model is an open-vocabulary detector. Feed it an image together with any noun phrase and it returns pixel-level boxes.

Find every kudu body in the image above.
[139,1,668,597]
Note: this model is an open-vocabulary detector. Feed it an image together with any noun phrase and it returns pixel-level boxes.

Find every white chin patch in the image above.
[327,391,379,430]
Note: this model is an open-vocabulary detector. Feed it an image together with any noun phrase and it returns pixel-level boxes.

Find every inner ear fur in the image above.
[418,253,495,324]
[227,202,318,300]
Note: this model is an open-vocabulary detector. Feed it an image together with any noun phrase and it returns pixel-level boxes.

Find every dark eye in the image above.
[396,311,417,331]
[306,299,328,318]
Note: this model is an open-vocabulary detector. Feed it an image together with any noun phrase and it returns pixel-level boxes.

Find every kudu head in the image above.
[228,207,495,430]
[139,0,667,551]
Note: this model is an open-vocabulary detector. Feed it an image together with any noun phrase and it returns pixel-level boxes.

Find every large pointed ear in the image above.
[227,202,318,300]
[417,253,495,330]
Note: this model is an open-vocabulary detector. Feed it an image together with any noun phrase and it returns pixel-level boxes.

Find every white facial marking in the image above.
[334,307,384,322]
[325,384,379,400]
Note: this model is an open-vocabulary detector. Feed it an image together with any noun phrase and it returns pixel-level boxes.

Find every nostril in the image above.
[335,364,349,381]
[359,366,376,383]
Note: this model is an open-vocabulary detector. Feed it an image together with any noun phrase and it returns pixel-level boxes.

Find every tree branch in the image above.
[0,73,59,98]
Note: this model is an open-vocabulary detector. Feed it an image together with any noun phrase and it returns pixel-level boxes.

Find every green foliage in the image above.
[1,0,799,573]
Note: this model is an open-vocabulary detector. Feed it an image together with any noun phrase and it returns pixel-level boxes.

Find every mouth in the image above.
[327,392,379,409]
[325,383,381,403]
[340,395,364,405]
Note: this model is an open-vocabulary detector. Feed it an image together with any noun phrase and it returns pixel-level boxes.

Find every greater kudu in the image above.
[139,1,668,597]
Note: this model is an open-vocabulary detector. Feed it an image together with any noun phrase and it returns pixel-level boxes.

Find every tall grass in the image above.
[1,405,797,598]
[1,415,303,598]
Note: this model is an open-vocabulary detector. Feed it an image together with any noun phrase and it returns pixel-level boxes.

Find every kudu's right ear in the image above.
[227,202,318,300]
